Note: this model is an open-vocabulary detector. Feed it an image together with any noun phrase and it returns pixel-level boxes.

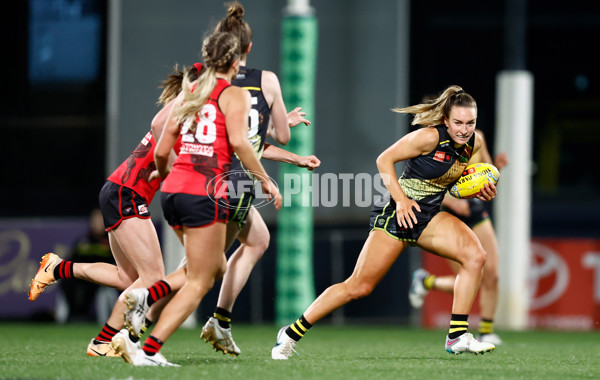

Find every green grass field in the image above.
[1,323,598,379]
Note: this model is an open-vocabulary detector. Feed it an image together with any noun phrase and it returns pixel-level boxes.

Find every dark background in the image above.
[2,1,598,236]
[1,0,599,323]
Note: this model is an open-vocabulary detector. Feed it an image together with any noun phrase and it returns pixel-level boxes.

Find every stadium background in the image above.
[1,0,599,330]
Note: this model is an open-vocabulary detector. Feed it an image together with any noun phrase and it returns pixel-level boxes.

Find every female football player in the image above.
[272,85,497,359]
[409,129,508,346]
[119,31,280,366]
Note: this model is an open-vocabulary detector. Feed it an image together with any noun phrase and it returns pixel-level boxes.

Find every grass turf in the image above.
[1,323,598,379]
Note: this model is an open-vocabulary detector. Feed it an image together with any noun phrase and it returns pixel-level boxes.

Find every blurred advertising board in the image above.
[0,219,86,318]
[421,238,600,330]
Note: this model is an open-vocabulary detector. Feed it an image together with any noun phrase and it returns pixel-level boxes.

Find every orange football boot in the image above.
[28,253,62,301]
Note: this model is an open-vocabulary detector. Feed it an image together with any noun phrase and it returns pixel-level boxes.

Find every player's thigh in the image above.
[417,212,484,265]
[347,230,408,290]
[107,232,137,284]
[111,217,165,276]
[237,207,269,248]
[224,220,242,252]
[184,223,227,279]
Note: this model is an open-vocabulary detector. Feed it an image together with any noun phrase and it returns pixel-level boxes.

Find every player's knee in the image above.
[185,277,214,299]
[215,265,226,281]
[346,280,375,300]
[252,240,269,261]
[215,256,228,281]
[463,244,486,273]
[472,247,487,271]
[242,229,269,262]
[250,227,270,255]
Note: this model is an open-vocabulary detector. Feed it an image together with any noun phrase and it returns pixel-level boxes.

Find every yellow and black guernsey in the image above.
[370,125,475,244]
[227,66,271,228]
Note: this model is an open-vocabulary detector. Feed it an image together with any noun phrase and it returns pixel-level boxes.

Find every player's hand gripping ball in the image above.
[450,163,500,199]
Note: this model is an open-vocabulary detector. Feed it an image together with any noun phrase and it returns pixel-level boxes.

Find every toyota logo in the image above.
[529,242,570,310]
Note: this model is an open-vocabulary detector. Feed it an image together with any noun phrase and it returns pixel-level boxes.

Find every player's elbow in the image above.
[230,137,255,159]
[150,121,162,137]
[228,135,247,151]
[275,133,290,145]
[375,152,389,171]
[154,149,170,166]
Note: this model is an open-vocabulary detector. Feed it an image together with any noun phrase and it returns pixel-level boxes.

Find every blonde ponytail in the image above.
[173,32,240,128]
[174,67,216,126]
[393,85,476,127]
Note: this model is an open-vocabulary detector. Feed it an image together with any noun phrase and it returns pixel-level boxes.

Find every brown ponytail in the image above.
[215,1,252,55]
[392,85,477,127]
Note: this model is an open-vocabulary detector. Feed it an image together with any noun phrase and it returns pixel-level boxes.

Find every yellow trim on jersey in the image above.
[439,140,450,145]
[370,200,417,242]
[471,217,491,229]
[242,86,261,91]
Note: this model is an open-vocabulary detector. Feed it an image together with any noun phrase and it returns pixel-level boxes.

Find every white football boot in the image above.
[111,329,141,364]
[445,333,495,355]
[271,326,298,360]
[408,268,430,309]
[477,333,503,346]
[131,350,179,367]
[124,288,150,337]
[201,317,241,356]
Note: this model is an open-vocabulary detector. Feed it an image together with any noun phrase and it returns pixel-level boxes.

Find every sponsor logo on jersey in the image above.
[181,143,214,157]
[141,131,152,146]
[433,151,451,162]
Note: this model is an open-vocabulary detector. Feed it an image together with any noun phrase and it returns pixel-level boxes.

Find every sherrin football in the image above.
[449,163,500,199]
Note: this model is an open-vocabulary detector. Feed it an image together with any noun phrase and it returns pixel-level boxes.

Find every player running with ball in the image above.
[272,85,497,359]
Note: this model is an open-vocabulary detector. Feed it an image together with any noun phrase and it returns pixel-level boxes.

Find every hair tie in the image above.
[193,62,203,72]
[456,90,464,95]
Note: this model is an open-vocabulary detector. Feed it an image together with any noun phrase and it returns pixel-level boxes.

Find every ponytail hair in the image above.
[393,85,477,127]
[215,1,252,55]
[157,63,204,106]
[174,32,240,125]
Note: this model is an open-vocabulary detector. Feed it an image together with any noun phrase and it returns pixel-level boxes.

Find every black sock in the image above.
[129,330,140,343]
[141,318,153,335]
[448,314,469,339]
[214,307,232,329]
[285,315,313,342]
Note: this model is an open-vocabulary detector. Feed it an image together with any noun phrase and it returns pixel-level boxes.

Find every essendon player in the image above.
[136,2,320,358]
[118,32,280,367]
[27,64,204,358]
